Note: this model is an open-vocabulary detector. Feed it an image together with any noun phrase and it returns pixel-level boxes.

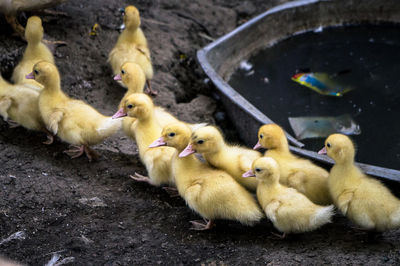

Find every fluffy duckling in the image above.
[319,134,400,231]
[112,93,175,186]
[11,16,55,90]
[0,73,53,143]
[180,125,261,191]
[27,61,121,161]
[0,0,65,40]
[112,62,206,139]
[108,5,155,95]
[254,124,331,205]
[150,122,263,230]
[244,157,334,237]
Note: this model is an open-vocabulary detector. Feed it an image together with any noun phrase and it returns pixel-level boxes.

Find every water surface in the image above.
[229,25,400,170]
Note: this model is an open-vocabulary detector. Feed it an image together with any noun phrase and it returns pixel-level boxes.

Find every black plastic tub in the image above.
[197,0,400,181]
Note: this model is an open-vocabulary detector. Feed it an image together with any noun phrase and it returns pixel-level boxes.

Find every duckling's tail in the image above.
[97,117,122,137]
[389,207,400,228]
[311,205,334,228]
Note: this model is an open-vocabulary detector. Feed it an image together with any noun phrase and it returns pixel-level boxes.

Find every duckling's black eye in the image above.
[168,132,175,137]
[259,134,263,139]
[127,104,133,109]
[327,143,331,148]
[121,69,125,75]
[255,168,261,172]
[197,140,204,144]
[34,70,39,75]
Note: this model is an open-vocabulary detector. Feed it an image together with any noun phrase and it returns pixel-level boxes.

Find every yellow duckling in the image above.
[27,61,121,161]
[108,5,155,95]
[254,124,331,205]
[243,157,334,238]
[150,122,263,230]
[112,62,193,140]
[112,93,175,186]
[180,125,261,191]
[319,134,400,231]
[11,16,55,90]
[0,0,65,40]
[0,73,52,143]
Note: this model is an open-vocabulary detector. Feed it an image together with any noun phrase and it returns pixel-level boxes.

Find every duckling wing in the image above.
[0,96,12,121]
[47,110,63,134]
[265,200,281,223]
[336,189,355,215]
[287,171,307,194]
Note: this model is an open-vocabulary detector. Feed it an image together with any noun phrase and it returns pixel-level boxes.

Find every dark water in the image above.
[229,25,400,170]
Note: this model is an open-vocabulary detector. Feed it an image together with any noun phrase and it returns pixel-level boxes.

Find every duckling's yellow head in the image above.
[123,5,141,30]
[118,93,154,120]
[26,61,60,88]
[149,123,191,152]
[243,157,280,184]
[25,16,44,44]
[319,134,356,164]
[185,126,224,155]
[254,124,288,151]
[114,62,146,92]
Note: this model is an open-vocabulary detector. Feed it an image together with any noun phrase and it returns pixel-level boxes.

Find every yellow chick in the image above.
[254,124,331,205]
[0,0,66,40]
[181,125,261,191]
[319,134,400,231]
[112,62,206,140]
[11,16,55,90]
[27,61,121,161]
[150,122,263,230]
[243,157,334,238]
[112,62,185,140]
[112,93,175,187]
[0,73,53,143]
[108,5,155,95]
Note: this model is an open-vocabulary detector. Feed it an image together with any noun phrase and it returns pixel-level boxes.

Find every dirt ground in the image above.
[1,0,400,265]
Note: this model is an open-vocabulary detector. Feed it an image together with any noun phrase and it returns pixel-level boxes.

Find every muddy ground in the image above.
[1,0,400,265]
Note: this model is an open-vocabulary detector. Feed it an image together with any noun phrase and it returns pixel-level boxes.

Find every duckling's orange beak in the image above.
[114,74,122,81]
[179,144,196,157]
[242,170,255,178]
[149,137,166,148]
[318,146,327,155]
[26,72,35,79]
[253,140,262,150]
[112,108,127,119]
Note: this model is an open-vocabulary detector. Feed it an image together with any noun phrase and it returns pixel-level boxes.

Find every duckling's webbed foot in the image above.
[5,14,25,41]
[145,80,158,96]
[130,172,155,185]
[64,145,85,159]
[270,231,286,239]
[7,119,20,128]
[43,39,67,53]
[63,144,98,161]
[190,219,215,231]
[163,187,180,198]
[42,131,54,145]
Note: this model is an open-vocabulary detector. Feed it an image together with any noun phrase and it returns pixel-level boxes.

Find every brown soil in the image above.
[1,0,400,265]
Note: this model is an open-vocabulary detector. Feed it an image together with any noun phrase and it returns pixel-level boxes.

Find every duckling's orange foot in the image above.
[130,172,154,185]
[42,132,54,145]
[163,187,180,197]
[270,231,286,239]
[43,39,67,53]
[64,145,98,161]
[145,80,158,96]
[64,145,85,159]
[189,219,215,231]
[5,15,25,41]
[7,120,20,128]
